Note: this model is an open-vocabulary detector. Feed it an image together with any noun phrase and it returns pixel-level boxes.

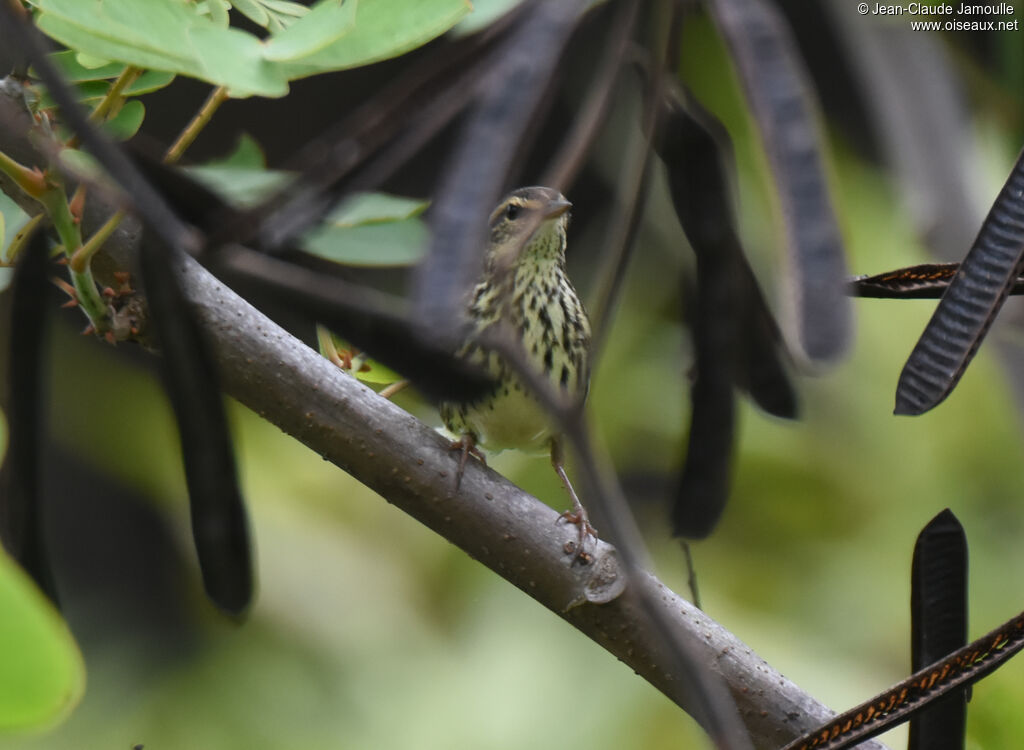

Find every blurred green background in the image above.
[4,2,1024,749]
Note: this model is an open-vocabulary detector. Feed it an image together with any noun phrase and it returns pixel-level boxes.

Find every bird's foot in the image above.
[557,504,598,564]
[447,435,486,490]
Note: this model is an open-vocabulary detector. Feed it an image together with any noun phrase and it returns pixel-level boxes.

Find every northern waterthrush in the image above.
[440,186,594,547]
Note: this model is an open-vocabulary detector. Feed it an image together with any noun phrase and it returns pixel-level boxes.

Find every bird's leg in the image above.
[447,432,486,490]
[551,437,597,553]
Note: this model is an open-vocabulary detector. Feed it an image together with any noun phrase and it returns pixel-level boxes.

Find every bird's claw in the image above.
[557,508,598,563]
[447,435,486,490]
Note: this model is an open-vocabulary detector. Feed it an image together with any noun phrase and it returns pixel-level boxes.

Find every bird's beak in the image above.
[544,198,571,219]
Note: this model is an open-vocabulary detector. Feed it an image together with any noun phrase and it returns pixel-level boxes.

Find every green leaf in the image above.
[0,192,31,265]
[263,0,357,62]
[187,148,429,265]
[278,0,470,77]
[37,80,105,108]
[124,69,178,97]
[74,51,114,69]
[37,69,176,110]
[301,213,429,267]
[327,192,427,226]
[188,22,288,97]
[35,0,289,98]
[103,98,145,140]
[37,0,200,70]
[231,0,269,27]
[300,192,430,266]
[350,356,403,384]
[266,12,285,33]
[186,164,289,206]
[317,326,404,385]
[34,0,469,95]
[48,50,125,81]
[262,0,310,17]
[0,549,85,730]
[209,133,268,169]
[205,0,231,27]
[451,0,524,37]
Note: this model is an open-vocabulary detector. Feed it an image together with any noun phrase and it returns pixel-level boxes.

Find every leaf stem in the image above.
[72,208,125,272]
[37,183,109,331]
[72,84,228,273]
[165,86,229,164]
[89,65,143,123]
[65,66,145,150]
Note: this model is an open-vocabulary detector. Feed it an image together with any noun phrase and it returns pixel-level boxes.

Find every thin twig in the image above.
[71,208,125,272]
[87,66,142,123]
[165,86,229,165]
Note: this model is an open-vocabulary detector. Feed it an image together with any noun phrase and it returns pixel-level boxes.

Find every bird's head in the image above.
[486,186,571,271]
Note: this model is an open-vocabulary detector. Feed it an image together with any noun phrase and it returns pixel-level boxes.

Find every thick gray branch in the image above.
[177,253,884,750]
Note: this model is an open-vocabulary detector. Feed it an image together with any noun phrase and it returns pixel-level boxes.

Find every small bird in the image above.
[440,186,595,550]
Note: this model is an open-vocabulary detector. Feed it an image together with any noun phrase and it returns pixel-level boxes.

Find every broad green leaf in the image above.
[452,0,524,37]
[36,0,288,97]
[49,50,125,81]
[35,0,469,94]
[103,99,145,140]
[124,69,178,97]
[208,133,268,169]
[187,148,427,265]
[262,0,310,17]
[188,22,288,97]
[231,0,269,27]
[302,214,428,267]
[0,549,85,730]
[263,0,357,62]
[37,70,176,110]
[301,192,430,266]
[38,80,107,108]
[74,52,114,69]
[37,0,200,69]
[278,0,470,77]
[328,192,427,226]
[262,0,312,32]
[205,0,231,27]
[186,165,288,206]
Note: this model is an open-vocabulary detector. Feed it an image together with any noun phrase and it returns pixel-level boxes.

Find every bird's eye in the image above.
[504,203,520,221]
